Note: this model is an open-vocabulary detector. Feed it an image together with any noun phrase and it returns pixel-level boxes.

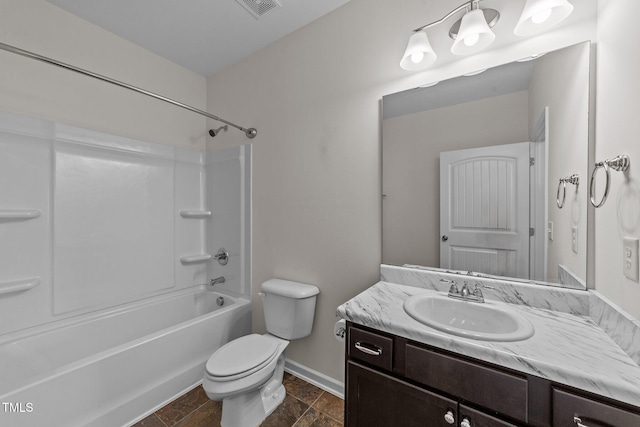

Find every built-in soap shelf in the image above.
[179,210,211,219]
[0,209,41,222]
[0,277,41,296]
[179,254,212,264]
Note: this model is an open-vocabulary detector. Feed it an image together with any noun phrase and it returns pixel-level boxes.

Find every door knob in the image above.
[442,235,449,242]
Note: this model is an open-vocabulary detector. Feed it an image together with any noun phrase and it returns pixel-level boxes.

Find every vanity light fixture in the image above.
[400,31,437,71]
[450,5,496,55]
[400,0,574,71]
[516,52,546,62]
[463,68,488,76]
[418,81,440,88]
[514,0,574,36]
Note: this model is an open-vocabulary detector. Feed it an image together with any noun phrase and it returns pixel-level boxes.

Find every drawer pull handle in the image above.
[443,410,455,424]
[460,418,471,427]
[354,341,383,356]
[573,417,589,427]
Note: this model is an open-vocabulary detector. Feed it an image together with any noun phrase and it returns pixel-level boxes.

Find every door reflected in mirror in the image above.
[382,42,591,289]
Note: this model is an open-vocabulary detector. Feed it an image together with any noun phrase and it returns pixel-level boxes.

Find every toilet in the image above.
[203,278,320,427]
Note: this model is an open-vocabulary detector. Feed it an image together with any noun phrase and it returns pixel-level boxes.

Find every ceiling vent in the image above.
[235,0,282,19]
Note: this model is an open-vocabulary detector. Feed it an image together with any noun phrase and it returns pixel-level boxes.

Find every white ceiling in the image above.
[46,0,595,78]
[47,0,351,77]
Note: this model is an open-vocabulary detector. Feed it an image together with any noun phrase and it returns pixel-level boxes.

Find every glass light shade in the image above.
[451,9,496,56]
[400,31,437,71]
[514,0,574,36]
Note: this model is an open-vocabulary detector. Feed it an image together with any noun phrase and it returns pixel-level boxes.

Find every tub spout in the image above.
[209,276,226,289]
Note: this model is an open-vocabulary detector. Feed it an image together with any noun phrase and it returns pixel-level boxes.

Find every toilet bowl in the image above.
[203,279,319,427]
[203,333,289,427]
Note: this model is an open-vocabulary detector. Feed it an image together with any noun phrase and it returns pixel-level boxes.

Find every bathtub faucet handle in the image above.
[213,248,229,265]
[209,276,226,288]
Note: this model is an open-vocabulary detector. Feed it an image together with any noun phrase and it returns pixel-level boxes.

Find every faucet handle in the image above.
[460,281,471,297]
[440,279,459,295]
[473,284,485,302]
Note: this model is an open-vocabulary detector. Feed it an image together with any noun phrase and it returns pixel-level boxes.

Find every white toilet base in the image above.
[219,376,286,427]
[216,351,287,427]
[220,386,280,427]
[261,381,286,416]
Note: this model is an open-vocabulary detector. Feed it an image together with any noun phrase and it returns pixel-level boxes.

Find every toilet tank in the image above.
[261,279,320,340]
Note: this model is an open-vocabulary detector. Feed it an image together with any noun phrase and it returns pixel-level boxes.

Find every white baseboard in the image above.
[284,359,344,399]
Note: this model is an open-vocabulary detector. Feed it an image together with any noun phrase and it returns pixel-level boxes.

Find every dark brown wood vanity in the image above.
[345,322,640,427]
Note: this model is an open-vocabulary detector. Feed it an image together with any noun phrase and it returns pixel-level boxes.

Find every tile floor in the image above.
[131,373,344,427]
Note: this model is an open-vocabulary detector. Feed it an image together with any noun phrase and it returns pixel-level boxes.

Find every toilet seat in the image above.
[206,334,279,381]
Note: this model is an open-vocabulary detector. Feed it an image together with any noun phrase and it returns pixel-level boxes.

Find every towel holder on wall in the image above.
[589,155,630,208]
[557,174,580,209]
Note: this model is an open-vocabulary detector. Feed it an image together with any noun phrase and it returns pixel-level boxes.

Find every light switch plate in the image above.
[571,226,578,254]
[548,221,554,241]
[623,237,639,282]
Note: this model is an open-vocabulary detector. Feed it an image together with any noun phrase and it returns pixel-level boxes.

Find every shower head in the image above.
[209,125,228,137]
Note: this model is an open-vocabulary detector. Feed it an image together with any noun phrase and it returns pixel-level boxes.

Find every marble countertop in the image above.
[337,281,640,408]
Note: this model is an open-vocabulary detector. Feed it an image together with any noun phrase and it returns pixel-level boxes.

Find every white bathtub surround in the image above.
[0,110,250,334]
[0,110,252,426]
[337,280,640,408]
[205,143,252,299]
[0,288,251,427]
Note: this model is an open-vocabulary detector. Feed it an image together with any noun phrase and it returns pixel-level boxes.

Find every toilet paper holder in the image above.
[334,319,346,342]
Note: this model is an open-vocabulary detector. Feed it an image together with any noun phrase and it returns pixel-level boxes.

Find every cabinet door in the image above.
[347,361,458,427]
[459,404,518,427]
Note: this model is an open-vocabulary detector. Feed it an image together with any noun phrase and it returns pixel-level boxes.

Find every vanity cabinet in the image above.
[345,322,640,427]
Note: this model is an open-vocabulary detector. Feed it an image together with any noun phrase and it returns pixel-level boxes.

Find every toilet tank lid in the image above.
[262,279,319,298]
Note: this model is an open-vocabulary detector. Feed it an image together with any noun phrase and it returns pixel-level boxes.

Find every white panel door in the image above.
[440,142,530,279]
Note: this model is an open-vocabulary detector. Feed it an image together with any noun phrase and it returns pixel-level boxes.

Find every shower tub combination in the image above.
[0,110,252,426]
[0,286,251,427]
[0,41,253,426]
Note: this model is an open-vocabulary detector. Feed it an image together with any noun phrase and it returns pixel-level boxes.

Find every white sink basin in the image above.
[403,294,534,342]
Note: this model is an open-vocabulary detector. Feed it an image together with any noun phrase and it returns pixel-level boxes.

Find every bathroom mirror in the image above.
[382,41,591,289]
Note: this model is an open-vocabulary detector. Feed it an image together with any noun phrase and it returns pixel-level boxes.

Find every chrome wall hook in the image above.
[590,155,630,208]
[557,174,580,209]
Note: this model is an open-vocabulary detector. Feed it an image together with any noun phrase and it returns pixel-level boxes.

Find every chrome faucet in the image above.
[441,279,484,303]
[460,282,471,298]
[208,276,226,289]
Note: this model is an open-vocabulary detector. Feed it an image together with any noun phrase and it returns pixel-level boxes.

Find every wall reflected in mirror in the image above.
[382,42,590,289]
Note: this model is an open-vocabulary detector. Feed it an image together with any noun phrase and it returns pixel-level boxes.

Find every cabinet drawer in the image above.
[405,344,528,423]
[348,326,393,371]
[553,388,640,427]
[460,404,518,427]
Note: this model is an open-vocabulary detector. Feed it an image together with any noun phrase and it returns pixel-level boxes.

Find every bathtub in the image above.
[0,286,251,427]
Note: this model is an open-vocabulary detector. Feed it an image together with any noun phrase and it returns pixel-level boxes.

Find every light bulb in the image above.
[464,33,480,47]
[531,8,552,24]
[411,51,425,64]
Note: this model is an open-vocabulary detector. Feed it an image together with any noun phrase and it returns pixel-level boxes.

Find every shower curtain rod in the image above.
[0,41,257,139]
